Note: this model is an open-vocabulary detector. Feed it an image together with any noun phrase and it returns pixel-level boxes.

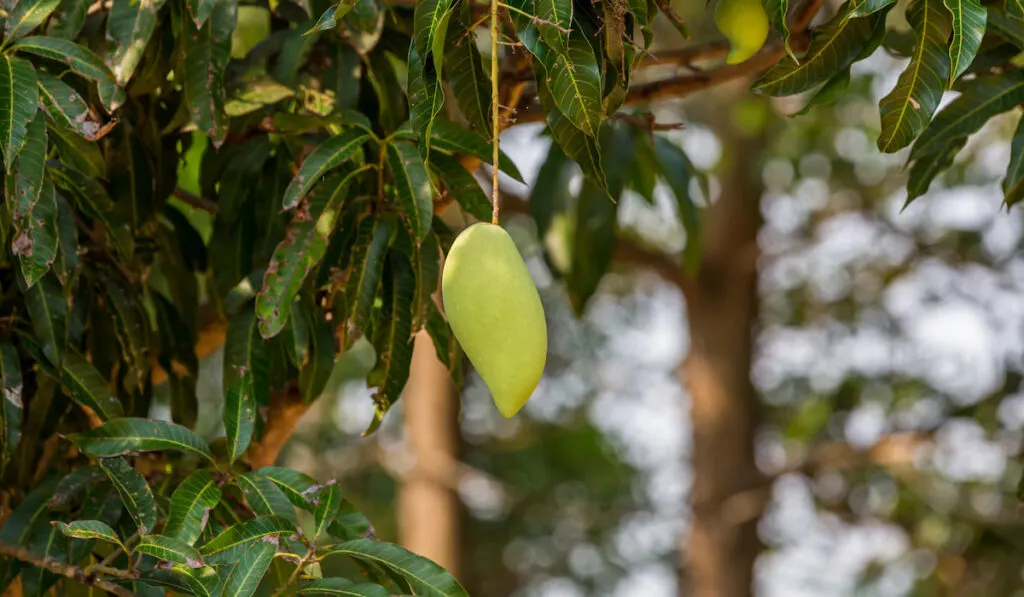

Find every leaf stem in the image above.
[490,0,501,225]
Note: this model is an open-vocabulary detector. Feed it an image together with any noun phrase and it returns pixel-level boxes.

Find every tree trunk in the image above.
[397,330,461,577]
[681,137,766,597]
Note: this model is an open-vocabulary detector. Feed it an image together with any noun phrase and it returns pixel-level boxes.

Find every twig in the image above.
[271,551,310,597]
[0,539,137,597]
[171,189,218,214]
[490,0,502,224]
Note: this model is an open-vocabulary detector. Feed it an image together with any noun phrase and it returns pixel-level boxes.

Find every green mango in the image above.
[714,0,770,64]
[441,223,547,417]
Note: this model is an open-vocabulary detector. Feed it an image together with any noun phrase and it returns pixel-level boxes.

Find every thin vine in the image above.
[490,0,501,225]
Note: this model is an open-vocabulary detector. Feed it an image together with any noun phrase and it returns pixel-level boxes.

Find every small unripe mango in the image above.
[441,223,547,418]
[714,0,770,64]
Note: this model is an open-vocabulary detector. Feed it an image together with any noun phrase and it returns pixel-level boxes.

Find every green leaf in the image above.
[530,142,571,238]
[752,7,886,96]
[47,123,106,178]
[535,0,572,50]
[943,0,986,83]
[101,0,165,109]
[223,540,276,597]
[52,193,78,287]
[50,169,133,258]
[69,417,214,460]
[48,0,88,39]
[323,539,469,597]
[21,274,66,364]
[877,0,952,152]
[0,55,39,169]
[364,255,416,435]
[410,231,440,331]
[225,76,296,116]
[763,0,794,57]
[164,470,223,545]
[342,216,392,345]
[224,309,271,408]
[445,5,491,136]
[37,71,102,139]
[653,136,702,274]
[223,371,256,464]
[251,467,320,510]
[257,169,359,338]
[387,141,434,241]
[313,483,342,539]
[426,120,523,182]
[13,36,115,83]
[535,74,606,189]
[905,137,967,203]
[568,178,618,314]
[298,306,336,403]
[235,471,297,523]
[99,456,158,535]
[52,520,123,547]
[791,68,852,117]
[1004,115,1024,206]
[152,294,199,429]
[97,269,150,392]
[0,342,22,476]
[281,130,370,210]
[187,0,217,27]
[10,118,55,287]
[183,0,236,141]
[170,565,222,597]
[407,43,445,162]
[910,70,1024,160]
[1008,0,1024,20]
[199,517,296,564]
[299,578,390,597]
[309,1,360,34]
[59,349,125,421]
[5,0,60,42]
[545,37,604,137]
[136,535,205,568]
[431,152,491,222]
[850,0,897,17]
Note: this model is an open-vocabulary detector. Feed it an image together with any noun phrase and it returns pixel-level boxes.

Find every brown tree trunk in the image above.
[397,330,461,577]
[681,134,766,597]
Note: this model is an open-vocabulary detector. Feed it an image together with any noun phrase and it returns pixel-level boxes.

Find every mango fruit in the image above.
[714,0,770,65]
[441,223,547,418]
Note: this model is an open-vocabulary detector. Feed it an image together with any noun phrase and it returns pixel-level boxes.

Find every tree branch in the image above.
[0,539,137,597]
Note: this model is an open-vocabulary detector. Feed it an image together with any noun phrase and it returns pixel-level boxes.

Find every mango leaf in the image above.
[763,0,794,58]
[235,471,297,523]
[313,483,342,539]
[752,7,885,96]
[364,255,415,435]
[47,0,88,39]
[170,565,222,597]
[543,37,603,137]
[13,36,115,83]
[910,70,1024,160]
[59,349,125,421]
[444,5,491,136]
[183,0,236,141]
[224,309,271,407]
[101,0,165,110]
[223,540,276,597]
[199,516,295,564]
[905,137,967,204]
[21,274,66,364]
[258,169,359,338]
[535,74,606,190]
[21,521,66,596]
[877,0,952,152]
[530,141,571,238]
[9,116,54,287]
[431,152,491,222]
[309,1,362,34]
[251,467,320,510]
[410,231,440,331]
[426,120,523,181]
[97,269,150,392]
[299,578,390,597]
[0,55,39,170]
[152,294,199,429]
[281,130,370,210]
[52,520,123,547]
[37,71,103,140]
[69,417,214,460]
[164,470,223,545]
[342,216,392,345]
[322,539,469,597]
[187,0,218,27]
[298,307,336,403]
[407,43,445,162]
[535,0,572,51]
[99,456,158,535]
[0,342,22,476]
[653,136,702,274]
[943,0,986,83]
[223,371,256,464]
[850,0,897,17]
[225,76,296,116]
[386,141,434,241]
[0,476,58,585]
[1003,116,1024,206]
[1008,0,1024,20]
[5,0,60,42]
[136,534,206,568]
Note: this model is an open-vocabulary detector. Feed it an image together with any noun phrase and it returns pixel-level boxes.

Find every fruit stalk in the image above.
[490,0,501,225]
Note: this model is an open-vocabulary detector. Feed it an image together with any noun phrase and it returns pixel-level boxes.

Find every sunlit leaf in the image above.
[445,5,491,136]
[5,0,60,42]
[70,417,214,460]
[164,470,223,545]
[281,130,370,210]
[235,471,297,523]
[52,520,123,547]
[136,534,206,568]
[199,516,295,564]
[223,540,276,597]
[322,539,469,597]
[223,370,256,464]
[13,36,115,83]
[183,0,236,141]
[99,456,158,535]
